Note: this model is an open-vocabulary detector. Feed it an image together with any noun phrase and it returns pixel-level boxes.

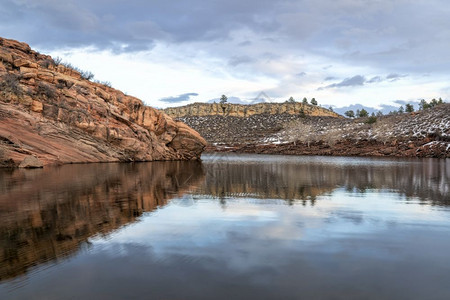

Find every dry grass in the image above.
[0,73,23,97]
[37,82,57,99]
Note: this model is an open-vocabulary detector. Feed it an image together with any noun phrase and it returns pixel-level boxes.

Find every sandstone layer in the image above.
[164,102,340,118]
[0,37,206,167]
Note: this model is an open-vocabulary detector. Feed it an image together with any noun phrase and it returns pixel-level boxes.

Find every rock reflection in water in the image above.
[0,161,204,281]
[199,154,450,204]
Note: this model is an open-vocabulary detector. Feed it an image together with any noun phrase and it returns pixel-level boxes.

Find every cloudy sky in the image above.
[1,0,449,108]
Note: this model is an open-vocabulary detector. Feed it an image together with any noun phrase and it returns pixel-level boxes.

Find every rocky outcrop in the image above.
[18,155,43,168]
[0,37,206,167]
[164,102,340,118]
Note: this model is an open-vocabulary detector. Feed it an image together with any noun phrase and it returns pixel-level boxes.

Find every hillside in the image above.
[0,37,206,167]
[176,104,450,158]
[178,113,316,144]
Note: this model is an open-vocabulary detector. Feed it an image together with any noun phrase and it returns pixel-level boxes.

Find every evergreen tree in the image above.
[358,109,369,118]
[419,99,429,110]
[430,98,438,107]
[302,97,308,104]
[405,103,414,113]
[398,105,404,113]
[220,95,228,104]
[366,114,377,124]
[310,98,318,105]
[288,96,295,103]
[344,110,355,118]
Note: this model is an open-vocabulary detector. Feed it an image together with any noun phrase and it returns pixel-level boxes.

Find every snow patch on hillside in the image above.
[265,105,450,146]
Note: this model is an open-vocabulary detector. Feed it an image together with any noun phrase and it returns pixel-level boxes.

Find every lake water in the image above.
[0,154,449,299]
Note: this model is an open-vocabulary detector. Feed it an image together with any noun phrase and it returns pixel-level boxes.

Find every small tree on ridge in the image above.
[357,109,369,118]
[405,104,414,113]
[220,95,228,104]
[344,110,355,118]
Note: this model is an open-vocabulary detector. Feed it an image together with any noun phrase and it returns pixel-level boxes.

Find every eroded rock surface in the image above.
[0,37,206,167]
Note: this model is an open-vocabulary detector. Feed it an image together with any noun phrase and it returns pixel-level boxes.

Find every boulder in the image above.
[19,156,43,168]
[31,100,43,113]
[37,70,54,82]
[0,51,13,64]
[20,66,38,79]
[169,123,207,159]
[2,38,31,53]
[14,58,38,68]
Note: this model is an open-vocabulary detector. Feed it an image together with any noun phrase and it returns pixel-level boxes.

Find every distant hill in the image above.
[207,91,274,105]
[331,101,423,116]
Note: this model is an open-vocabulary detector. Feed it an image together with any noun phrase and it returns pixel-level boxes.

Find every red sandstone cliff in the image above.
[0,37,206,167]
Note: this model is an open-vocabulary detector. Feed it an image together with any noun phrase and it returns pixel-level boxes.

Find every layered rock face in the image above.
[0,37,206,167]
[164,102,340,118]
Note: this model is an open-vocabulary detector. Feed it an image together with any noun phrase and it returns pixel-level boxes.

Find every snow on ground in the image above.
[267,104,450,146]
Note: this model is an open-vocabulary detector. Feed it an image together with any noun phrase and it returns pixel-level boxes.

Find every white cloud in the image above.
[12,0,447,108]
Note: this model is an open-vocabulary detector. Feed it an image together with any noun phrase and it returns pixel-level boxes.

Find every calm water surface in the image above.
[0,154,449,299]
